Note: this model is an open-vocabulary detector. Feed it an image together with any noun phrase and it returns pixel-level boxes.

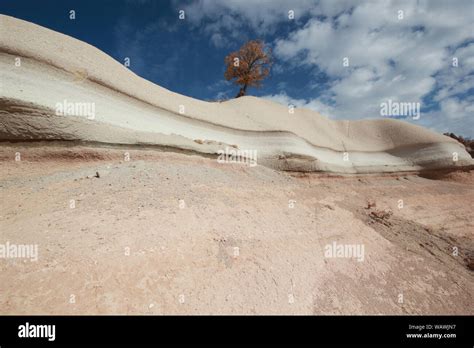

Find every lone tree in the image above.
[224,40,272,98]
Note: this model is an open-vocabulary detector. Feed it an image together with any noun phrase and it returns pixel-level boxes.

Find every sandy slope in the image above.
[0,144,473,314]
[1,15,472,173]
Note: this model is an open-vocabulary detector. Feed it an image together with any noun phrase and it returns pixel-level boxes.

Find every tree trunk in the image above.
[236,84,248,98]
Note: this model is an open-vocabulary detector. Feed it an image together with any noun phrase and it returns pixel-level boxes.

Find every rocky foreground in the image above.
[1,143,472,314]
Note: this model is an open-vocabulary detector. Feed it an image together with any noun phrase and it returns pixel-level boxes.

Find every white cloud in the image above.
[418,96,474,136]
[272,0,474,136]
[182,0,314,26]
[434,42,474,102]
[441,98,474,119]
[179,0,320,41]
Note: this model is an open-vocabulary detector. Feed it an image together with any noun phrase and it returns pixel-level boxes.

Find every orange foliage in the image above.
[224,40,272,98]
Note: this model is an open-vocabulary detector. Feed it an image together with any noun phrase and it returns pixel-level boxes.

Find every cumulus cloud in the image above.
[178,0,319,47]
[271,0,474,136]
[433,42,474,102]
[180,0,317,31]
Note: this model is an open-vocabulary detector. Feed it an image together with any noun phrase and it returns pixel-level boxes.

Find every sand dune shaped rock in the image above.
[1,15,472,173]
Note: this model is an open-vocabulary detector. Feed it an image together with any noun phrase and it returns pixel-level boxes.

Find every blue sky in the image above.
[1,0,473,137]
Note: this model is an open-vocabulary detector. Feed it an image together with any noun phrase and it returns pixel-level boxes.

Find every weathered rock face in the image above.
[1,14,473,173]
[444,133,474,158]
